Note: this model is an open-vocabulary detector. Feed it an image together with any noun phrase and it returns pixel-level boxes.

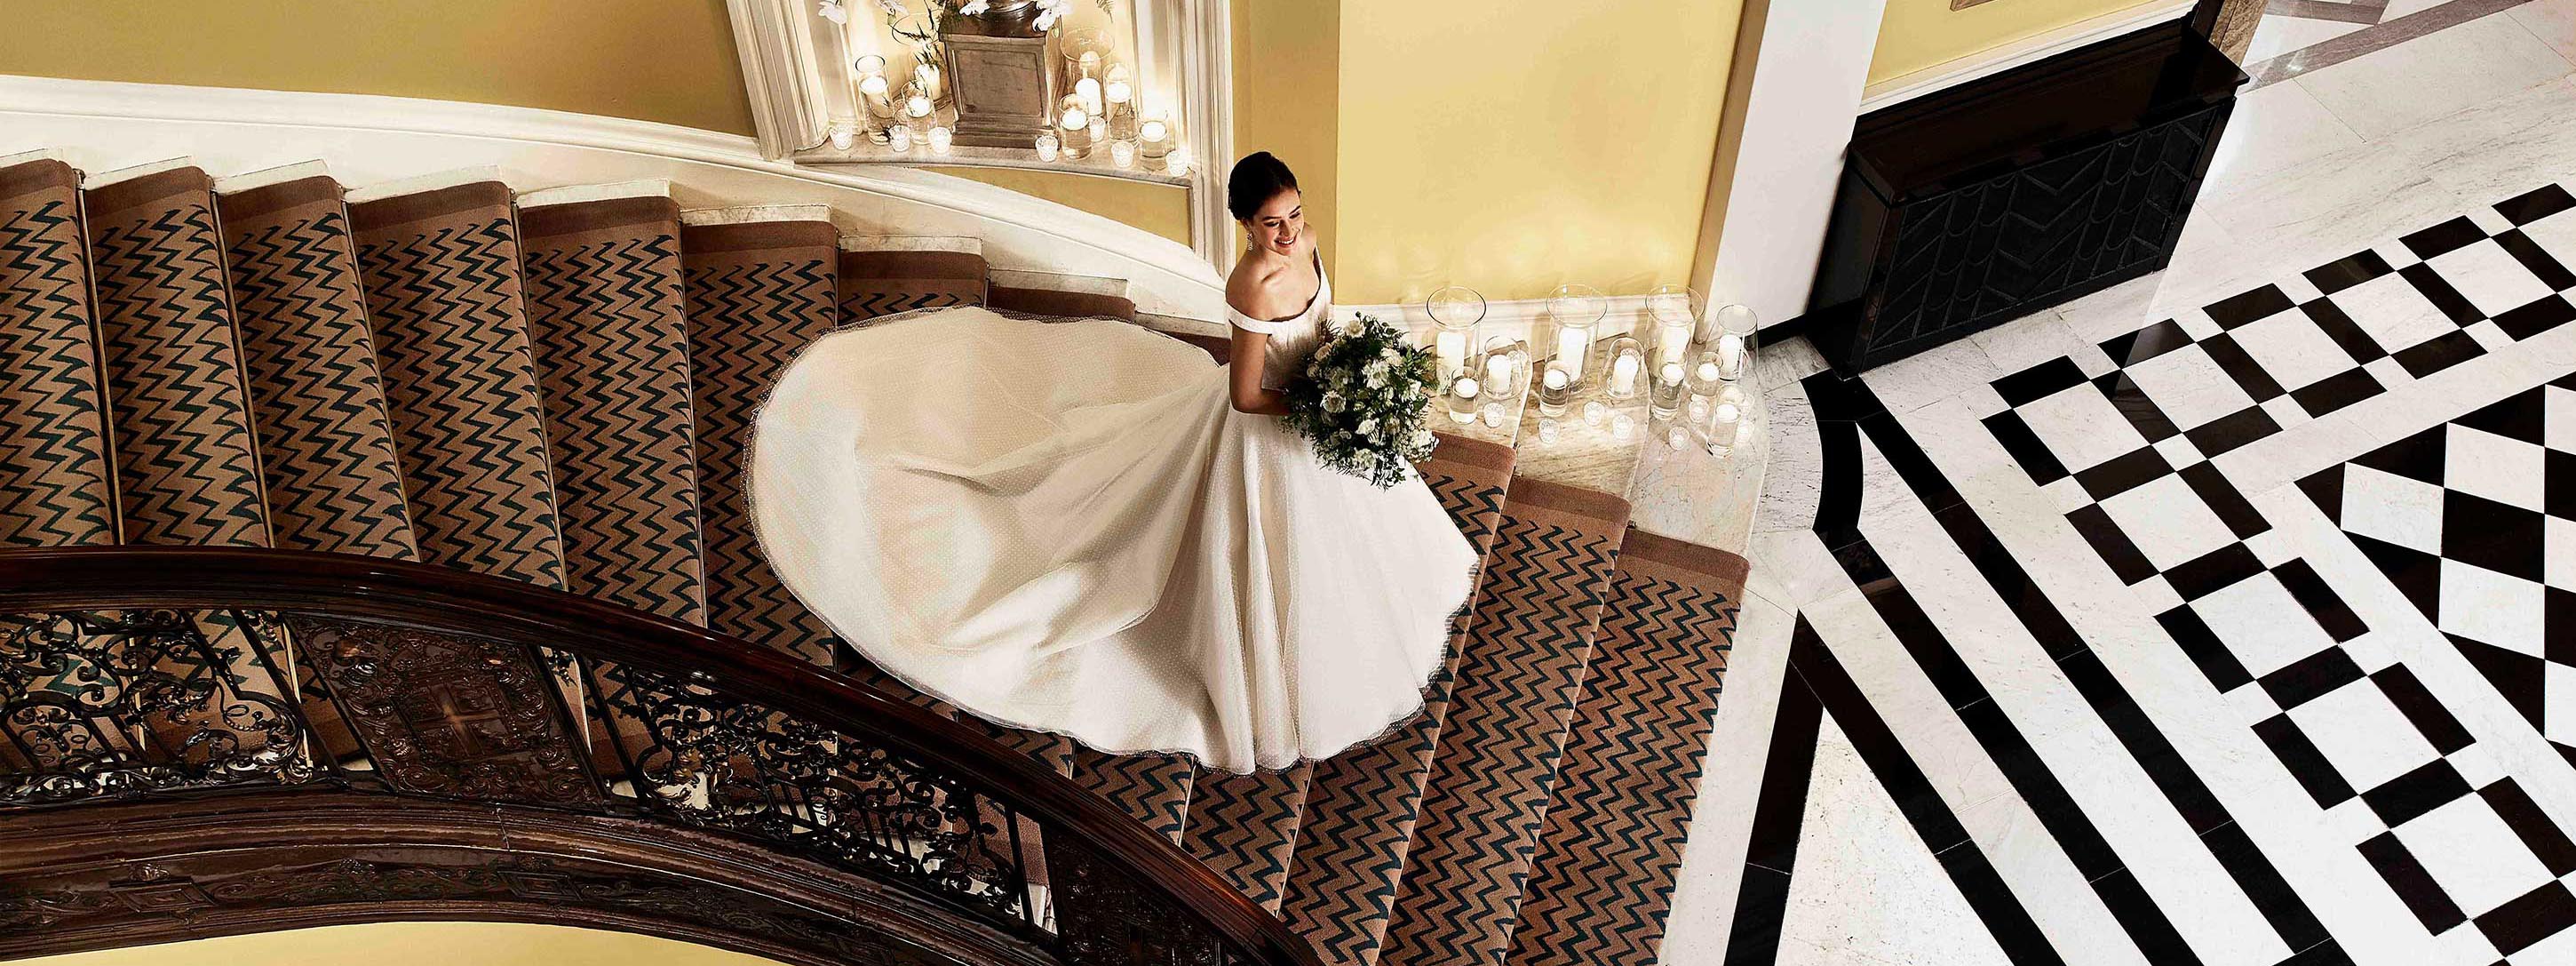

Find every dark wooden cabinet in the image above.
[1808,20,2246,372]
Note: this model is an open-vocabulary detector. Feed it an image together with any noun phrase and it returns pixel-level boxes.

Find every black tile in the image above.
[2059,648,2234,833]
[2101,319,2195,367]
[1721,865,1793,966]
[2253,714,2358,808]
[2453,631,2548,732]
[2207,284,2298,329]
[2496,183,2576,226]
[2493,294,2576,340]
[2299,465,2346,524]
[2274,939,2353,966]
[2497,228,2576,291]
[1929,838,2071,966]
[2199,333,2287,402]
[2393,329,2486,379]
[2355,426,2447,486]
[1849,571,1989,712]
[2359,831,2469,933]
[2307,249,2395,296]
[2401,216,2488,260]
[2351,531,2445,623]
[2300,298,2389,363]
[2165,542,2266,601]
[2272,560,2369,643]
[1984,411,2071,487]
[2549,449,2576,522]
[2180,462,2271,540]
[2088,867,2199,966]
[1994,356,2088,407]
[2076,446,2175,502]
[2260,646,2366,710]
[1802,370,1872,423]
[2362,758,2473,826]
[2479,779,2576,877]
[2370,665,2475,755]
[2457,387,2548,445]
[2549,587,2576,667]
[1788,622,1977,855]
[2070,505,2159,584]
[1931,504,2089,663]
[1814,419,1863,546]
[1742,665,1825,875]
[2473,881,2576,955]
[1859,411,1965,511]
[1953,698,2126,882]
[2201,819,2335,951]
[2185,405,2283,458]
[2159,604,2253,692]
[2093,371,2182,443]
[2443,490,2546,583]
[2292,368,2387,417]
[2400,262,2486,326]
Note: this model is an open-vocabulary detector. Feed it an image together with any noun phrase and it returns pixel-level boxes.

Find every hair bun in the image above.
[1228,152,1300,221]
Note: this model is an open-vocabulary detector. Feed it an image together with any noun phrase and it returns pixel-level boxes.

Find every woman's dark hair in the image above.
[1228,152,1300,222]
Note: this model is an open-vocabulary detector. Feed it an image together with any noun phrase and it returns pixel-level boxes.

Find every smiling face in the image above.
[1242,188,1304,259]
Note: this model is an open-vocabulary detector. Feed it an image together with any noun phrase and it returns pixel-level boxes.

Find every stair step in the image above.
[84,165,272,547]
[1507,528,1748,966]
[1278,432,1517,966]
[1373,477,1633,966]
[350,180,568,587]
[1073,748,1194,845]
[216,173,420,560]
[987,268,1135,322]
[1182,764,1313,913]
[0,157,119,547]
[836,236,990,323]
[521,195,708,626]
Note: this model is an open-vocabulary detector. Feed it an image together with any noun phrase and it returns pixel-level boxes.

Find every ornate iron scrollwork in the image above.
[1050,835,1228,966]
[0,610,309,806]
[291,615,602,808]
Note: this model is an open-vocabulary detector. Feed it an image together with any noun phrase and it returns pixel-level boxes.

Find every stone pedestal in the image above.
[942,5,1057,148]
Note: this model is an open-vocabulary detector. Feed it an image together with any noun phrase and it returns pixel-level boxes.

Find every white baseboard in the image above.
[1857,0,2195,112]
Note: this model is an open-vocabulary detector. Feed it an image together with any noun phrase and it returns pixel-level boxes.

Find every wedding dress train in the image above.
[751,278,1477,773]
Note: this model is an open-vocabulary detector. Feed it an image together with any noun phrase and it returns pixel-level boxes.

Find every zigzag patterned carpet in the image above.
[838,247,987,321]
[0,159,116,548]
[218,174,418,561]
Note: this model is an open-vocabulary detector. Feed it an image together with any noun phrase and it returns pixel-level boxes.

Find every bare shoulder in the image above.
[1227,254,1293,321]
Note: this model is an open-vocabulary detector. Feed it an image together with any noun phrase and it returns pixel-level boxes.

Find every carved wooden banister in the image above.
[0,546,1320,966]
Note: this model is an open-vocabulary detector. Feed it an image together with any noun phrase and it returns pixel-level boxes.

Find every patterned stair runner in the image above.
[1075,748,1196,845]
[521,196,707,625]
[216,174,417,560]
[1277,432,1517,964]
[988,283,1136,321]
[349,181,566,588]
[1185,763,1313,914]
[84,166,271,547]
[0,158,118,548]
[837,244,988,322]
[1374,477,1632,966]
[1507,528,1747,966]
[680,219,847,665]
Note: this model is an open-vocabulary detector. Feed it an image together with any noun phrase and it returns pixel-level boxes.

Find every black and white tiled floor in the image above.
[1657,7,2576,963]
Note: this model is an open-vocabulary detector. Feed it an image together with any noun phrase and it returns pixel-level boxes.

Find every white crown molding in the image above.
[1857,0,2194,112]
[0,74,1223,322]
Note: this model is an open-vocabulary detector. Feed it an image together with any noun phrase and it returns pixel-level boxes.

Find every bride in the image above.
[751,152,1478,773]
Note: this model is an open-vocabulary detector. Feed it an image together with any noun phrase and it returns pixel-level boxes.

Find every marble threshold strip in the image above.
[1723,372,2352,966]
[2243,0,2547,89]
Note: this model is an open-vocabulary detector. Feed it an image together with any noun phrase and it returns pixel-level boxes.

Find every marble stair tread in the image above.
[344,165,505,204]
[215,172,420,560]
[214,160,331,196]
[0,156,119,547]
[83,164,274,547]
[348,180,568,588]
[516,178,672,208]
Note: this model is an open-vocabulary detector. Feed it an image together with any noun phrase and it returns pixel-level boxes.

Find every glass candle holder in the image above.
[829,120,857,151]
[1611,411,1636,443]
[1602,335,1644,402]
[1034,132,1060,162]
[1166,145,1193,176]
[1646,283,1700,375]
[1110,140,1136,168]
[1545,283,1605,388]
[1711,303,1758,382]
[1140,118,1172,170]
[1537,363,1574,418]
[888,124,913,153]
[1481,401,1507,428]
[1075,77,1103,117]
[1425,285,1485,385]
[1061,27,1113,87]
[1058,109,1093,159]
[859,72,896,131]
[1537,417,1561,444]
[1106,80,1138,140]
[1478,336,1527,403]
[1583,399,1608,427]
[905,95,935,139]
[928,125,954,155]
[1447,375,1482,425]
[1650,359,1686,420]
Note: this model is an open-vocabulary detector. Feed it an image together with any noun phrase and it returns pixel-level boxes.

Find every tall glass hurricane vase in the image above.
[1426,286,1485,386]
[1545,283,1606,389]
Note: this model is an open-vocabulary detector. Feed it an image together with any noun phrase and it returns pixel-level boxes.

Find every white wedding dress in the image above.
[751,261,1478,773]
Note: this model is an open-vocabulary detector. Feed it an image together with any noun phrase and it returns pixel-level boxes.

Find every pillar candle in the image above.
[1059,109,1092,158]
[1075,77,1102,116]
[1554,326,1590,382]
[1434,329,1469,381]
[905,95,934,138]
[1485,351,1517,396]
[1655,321,1691,370]
[859,74,894,125]
[1717,332,1746,380]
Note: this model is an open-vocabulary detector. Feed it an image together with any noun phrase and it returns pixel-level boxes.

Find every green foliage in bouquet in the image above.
[1279,312,1443,488]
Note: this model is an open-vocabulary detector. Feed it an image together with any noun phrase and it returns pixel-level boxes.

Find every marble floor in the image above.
[1664,4,2576,964]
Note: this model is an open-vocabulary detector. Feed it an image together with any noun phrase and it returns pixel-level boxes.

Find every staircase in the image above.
[0,151,1749,966]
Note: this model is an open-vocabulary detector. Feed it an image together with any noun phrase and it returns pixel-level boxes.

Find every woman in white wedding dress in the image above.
[752,153,1477,773]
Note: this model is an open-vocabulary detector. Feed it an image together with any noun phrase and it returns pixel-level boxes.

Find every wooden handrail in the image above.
[0,546,1321,966]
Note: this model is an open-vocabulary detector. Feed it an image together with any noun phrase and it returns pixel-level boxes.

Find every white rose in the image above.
[1322,392,1347,413]
[1358,418,1379,439]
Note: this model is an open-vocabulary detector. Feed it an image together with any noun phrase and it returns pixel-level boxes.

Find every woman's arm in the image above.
[1228,330,1292,415]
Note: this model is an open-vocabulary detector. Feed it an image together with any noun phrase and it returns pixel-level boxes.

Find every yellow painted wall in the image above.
[1870,0,2163,84]
[1331,0,1745,305]
[14,922,787,966]
[1229,0,1342,275]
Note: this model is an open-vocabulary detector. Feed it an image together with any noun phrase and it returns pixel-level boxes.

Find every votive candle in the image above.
[1110,140,1136,168]
[1448,376,1481,425]
[905,95,934,138]
[1140,118,1172,169]
[928,125,953,154]
[1034,132,1060,161]
[1059,109,1093,158]
[888,124,912,153]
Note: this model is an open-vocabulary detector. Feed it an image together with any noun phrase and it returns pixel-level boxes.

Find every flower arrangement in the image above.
[1280,313,1443,489]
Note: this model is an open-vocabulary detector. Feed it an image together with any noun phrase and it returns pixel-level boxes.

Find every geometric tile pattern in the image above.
[522,196,707,626]
[0,158,119,547]
[84,167,272,547]
[351,182,566,588]
[217,174,418,560]
[1507,527,1745,966]
[1377,477,1629,966]
[1282,433,1514,966]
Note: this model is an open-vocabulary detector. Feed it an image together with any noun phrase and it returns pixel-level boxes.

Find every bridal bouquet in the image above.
[1280,312,1443,488]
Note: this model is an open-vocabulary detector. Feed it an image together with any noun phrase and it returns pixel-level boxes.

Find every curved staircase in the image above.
[0,151,1748,966]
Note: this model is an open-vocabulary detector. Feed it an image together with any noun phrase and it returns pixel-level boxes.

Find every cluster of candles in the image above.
[849,54,958,156]
[1031,59,1191,175]
[1434,284,1759,456]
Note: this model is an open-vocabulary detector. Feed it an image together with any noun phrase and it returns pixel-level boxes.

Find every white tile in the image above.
[2297,12,2574,140]
[2516,0,2576,63]
[2123,346,2261,428]
[2244,11,2368,66]
[2343,463,2447,555]
[2548,385,2576,452]
[2206,77,2368,186]
[2469,207,2519,236]
[2429,241,2555,318]
[2017,385,2148,470]
[2154,434,2203,467]
[2503,921,2576,966]
[2289,679,2443,790]
[2199,574,2342,676]
[2052,274,2166,344]
[2101,475,2240,571]
[2548,661,2576,745]
[2448,742,2507,789]
[2438,558,2548,656]
[1864,337,2001,415]
[2527,207,2576,276]
[2446,423,2548,510]
[2235,308,2367,388]
[2397,794,2560,915]
[2324,795,2388,847]
[2334,271,2461,352]
[2263,393,2318,429]
[1970,312,2087,375]
[2404,76,2576,207]
[2467,319,2514,351]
